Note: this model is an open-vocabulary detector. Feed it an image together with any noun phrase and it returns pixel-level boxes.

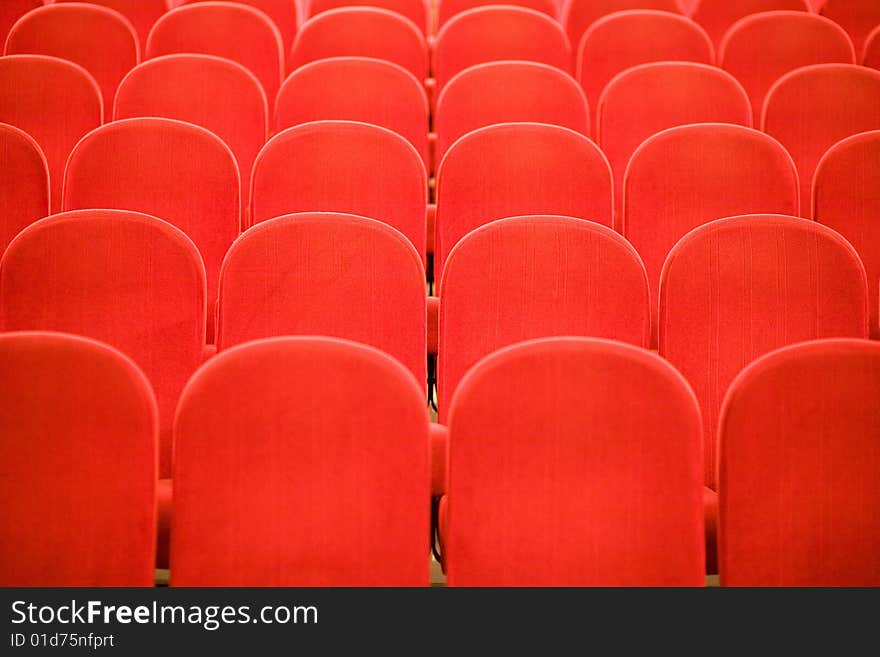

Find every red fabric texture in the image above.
[691,0,810,48]
[437,216,649,421]
[0,55,102,214]
[719,339,880,586]
[216,212,427,385]
[290,8,428,80]
[5,3,139,114]
[0,331,157,586]
[0,1,41,55]
[0,123,48,256]
[719,11,856,126]
[438,0,557,28]
[622,123,799,343]
[659,214,869,490]
[598,62,752,216]
[0,210,207,479]
[433,6,571,93]
[443,337,704,586]
[250,120,427,260]
[434,123,612,277]
[427,294,439,356]
[146,2,284,109]
[114,54,268,215]
[577,10,714,135]
[310,0,429,33]
[276,57,429,168]
[434,61,589,163]
[430,422,448,497]
[55,0,166,52]
[812,130,880,338]
[864,25,880,68]
[171,336,430,586]
[820,0,880,55]
[62,117,240,330]
[762,64,880,212]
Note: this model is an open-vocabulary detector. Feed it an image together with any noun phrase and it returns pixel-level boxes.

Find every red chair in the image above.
[434,61,589,163]
[54,0,167,53]
[290,8,428,81]
[720,11,855,126]
[719,338,880,586]
[441,336,704,586]
[0,55,101,214]
[115,54,268,216]
[813,131,880,338]
[577,10,714,134]
[438,0,557,28]
[276,57,429,169]
[864,24,880,68]
[0,123,48,256]
[597,62,751,215]
[146,2,284,109]
[433,6,571,93]
[820,0,880,56]
[0,1,40,53]
[690,0,810,48]
[435,123,612,278]
[0,331,157,586]
[250,120,427,261]
[310,0,429,33]
[762,63,880,211]
[171,336,430,586]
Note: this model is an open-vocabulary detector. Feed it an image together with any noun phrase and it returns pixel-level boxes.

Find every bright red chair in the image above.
[438,0,557,28]
[442,336,704,586]
[762,63,880,211]
[54,0,166,52]
[690,0,810,48]
[820,0,880,56]
[0,331,157,586]
[864,24,880,68]
[0,1,40,53]
[0,123,48,256]
[171,336,430,586]
[719,11,855,126]
[309,0,429,33]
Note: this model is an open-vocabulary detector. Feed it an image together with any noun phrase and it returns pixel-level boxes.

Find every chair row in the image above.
[2,330,878,586]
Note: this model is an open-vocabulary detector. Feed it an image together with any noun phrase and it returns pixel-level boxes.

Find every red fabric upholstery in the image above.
[659,214,869,490]
[443,337,704,586]
[55,0,166,53]
[251,120,427,260]
[599,63,751,216]
[6,3,139,114]
[62,117,240,331]
[433,6,571,93]
[434,61,589,163]
[310,0,429,34]
[0,1,40,55]
[864,24,880,68]
[290,8,428,81]
[430,422,448,497]
[719,11,856,126]
[820,0,880,55]
[0,55,101,214]
[812,130,880,339]
[437,216,649,421]
[0,123,48,256]
[438,0,557,28]
[577,10,714,135]
[719,339,880,586]
[623,123,799,342]
[171,336,430,586]
[435,123,612,277]
[146,2,284,109]
[691,0,810,48]
[762,64,880,212]
[0,210,207,479]
[0,331,157,586]
[276,57,429,168]
[114,54,268,215]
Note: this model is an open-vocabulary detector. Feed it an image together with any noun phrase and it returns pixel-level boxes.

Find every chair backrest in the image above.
[290,8,428,81]
[577,10,714,134]
[62,117,240,321]
[0,210,207,480]
[0,55,101,214]
[719,11,855,126]
[435,122,612,276]
[146,2,284,108]
[812,130,880,339]
[171,336,429,586]
[438,215,650,420]
[864,24,880,68]
[276,57,428,168]
[762,64,880,211]
[719,338,880,586]
[217,213,427,384]
[115,54,268,214]
[690,0,810,48]
[0,1,40,53]
[0,331,157,586]
[250,120,427,261]
[435,61,589,162]
[438,0,557,28]
[820,0,880,56]
[598,62,751,215]
[433,6,571,92]
[659,214,869,490]
[445,336,704,586]
[54,0,167,52]
[309,0,429,33]
[0,123,48,256]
